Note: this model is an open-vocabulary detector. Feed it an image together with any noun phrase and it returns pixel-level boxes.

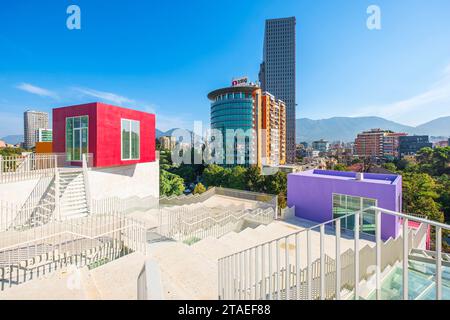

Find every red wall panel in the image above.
[96,103,155,167]
[52,103,98,165]
[52,102,155,168]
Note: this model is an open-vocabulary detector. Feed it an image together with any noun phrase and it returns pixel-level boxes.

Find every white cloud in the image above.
[73,87,135,105]
[355,63,450,126]
[16,83,59,100]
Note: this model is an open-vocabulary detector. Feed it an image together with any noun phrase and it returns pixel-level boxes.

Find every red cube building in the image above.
[53,102,156,168]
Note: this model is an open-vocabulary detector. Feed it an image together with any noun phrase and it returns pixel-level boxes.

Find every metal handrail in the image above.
[0,224,143,252]
[181,207,274,227]
[218,206,450,301]
[367,206,449,230]
[219,212,357,261]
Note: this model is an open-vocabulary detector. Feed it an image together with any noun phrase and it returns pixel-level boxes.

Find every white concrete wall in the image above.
[0,178,40,205]
[88,161,159,200]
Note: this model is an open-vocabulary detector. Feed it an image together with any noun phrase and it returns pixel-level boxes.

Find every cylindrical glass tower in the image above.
[208,86,261,167]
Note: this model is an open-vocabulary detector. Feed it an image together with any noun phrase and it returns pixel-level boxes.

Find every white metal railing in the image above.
[0,153,94,184]
[82,154,92,213]
[218,206,450,300]
[159,187,278,210]
[159,188,216,206]
[159,206,276,243]
[0,175,56,232]
[92,195,159,215]
[0,212,147,291]
[0,154,56,184]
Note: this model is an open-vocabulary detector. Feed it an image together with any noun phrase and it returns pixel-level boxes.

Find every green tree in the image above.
[416,147,433,165]
[160,170,185,197]
[245,166,264,192]
[193,182,206,195]
[170,165,196,183]
[202,164,229,187]
[402,172,443,222]
[382,162,397,173]
[432,147,450,175]
[437,174,450,223]
[265,171,287,195]
[159,150,172,166]
[228,166,247,190]
[0,147,24,157]
[416,147,450,175]
[333,164,348,172]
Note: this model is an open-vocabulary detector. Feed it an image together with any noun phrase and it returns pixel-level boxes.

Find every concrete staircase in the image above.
[147,221,305,300]
[148,218,380,300]
[59,170,89,219]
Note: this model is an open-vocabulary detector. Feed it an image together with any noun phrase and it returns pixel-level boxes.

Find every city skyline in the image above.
[1,0,450,138]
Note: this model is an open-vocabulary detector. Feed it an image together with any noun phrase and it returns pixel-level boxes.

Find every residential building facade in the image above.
[398,135,432,157]
[354,129,387,159]
[354,129,407,159]
[261,92,286,166]
[383,132,408,159]
[259,17,296,164]
[312,139,329,153]
[159,135,177,151]
[23,110,49,149]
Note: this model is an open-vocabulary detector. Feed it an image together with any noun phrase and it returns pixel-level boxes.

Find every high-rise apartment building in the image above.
[355,129,410,159]
[23,110,49,149]
[261,92,286,166]
[259,17,296,164]
[383,132,407,159]
[354,129,388,159]
[159,136,177,151]
[208,79,287,168]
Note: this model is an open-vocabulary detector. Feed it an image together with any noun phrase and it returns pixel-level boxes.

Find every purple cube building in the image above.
[287,170,402,240]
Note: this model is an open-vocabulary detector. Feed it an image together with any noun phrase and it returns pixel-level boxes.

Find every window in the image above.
[121,119,140,160]
[66,116,88,161]
[332,193,377,235]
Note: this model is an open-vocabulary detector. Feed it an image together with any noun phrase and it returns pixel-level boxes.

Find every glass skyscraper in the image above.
[208,85,261,167]
[259,17,296,164]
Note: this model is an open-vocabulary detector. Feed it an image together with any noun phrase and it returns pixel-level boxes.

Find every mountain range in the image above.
[0,135,24,145]
[157,116,450,144]
[3,116,449,146]
[295,116,450,143]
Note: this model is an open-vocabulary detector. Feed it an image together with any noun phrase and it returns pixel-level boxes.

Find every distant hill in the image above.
[156,116,450,144]
[156,129,165,138]
[296,116,450,143]
[0,135,23,145]
[414,116,450,136]
[156,128,187,138]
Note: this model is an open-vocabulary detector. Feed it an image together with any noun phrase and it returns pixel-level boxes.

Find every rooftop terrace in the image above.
[291,169,400,185]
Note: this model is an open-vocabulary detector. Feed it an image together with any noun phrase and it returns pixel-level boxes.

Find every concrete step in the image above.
[190,237,236,262]
[149,242,217,300]
[61,202,88,211]
[61,195,87,203]
[60,182,85,188]
[61,210,89,219]
[88,252,146,300]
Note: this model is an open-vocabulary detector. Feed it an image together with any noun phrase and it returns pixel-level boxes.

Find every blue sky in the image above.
[1,0,450,137]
